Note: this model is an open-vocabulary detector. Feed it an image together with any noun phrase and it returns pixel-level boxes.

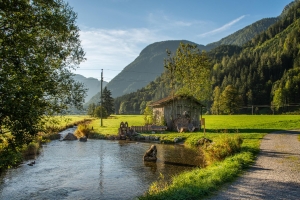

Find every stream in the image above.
[0,128,204,200]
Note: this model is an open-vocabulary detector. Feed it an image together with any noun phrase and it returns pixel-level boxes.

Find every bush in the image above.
[23,142,40,157]
[0,147,23,172]
[203,134,243,164]
[74,124,90,138]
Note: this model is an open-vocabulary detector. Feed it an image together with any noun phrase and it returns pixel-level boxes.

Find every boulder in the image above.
[63,133,77,141]
[79,136,87,142]
[174,137,183,143]
[196,137,212,147]
[143,145,157,162]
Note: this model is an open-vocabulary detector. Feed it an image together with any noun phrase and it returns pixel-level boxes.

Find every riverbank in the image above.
[0,115,93,172]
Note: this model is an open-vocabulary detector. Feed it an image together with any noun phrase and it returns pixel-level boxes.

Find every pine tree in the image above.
[102,87,115,115]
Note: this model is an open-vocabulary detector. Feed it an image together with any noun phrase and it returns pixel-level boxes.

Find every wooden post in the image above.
[201,118,206,136]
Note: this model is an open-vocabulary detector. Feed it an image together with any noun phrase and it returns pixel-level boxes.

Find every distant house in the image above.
[149,95,205,131]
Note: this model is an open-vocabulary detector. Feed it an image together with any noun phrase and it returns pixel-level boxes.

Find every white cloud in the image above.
[147,11,206,29]
[74,28,171,81]
[198,15,246,38]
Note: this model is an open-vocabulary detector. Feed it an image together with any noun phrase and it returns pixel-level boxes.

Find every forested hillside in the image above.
[206,18,278,49]
[114,0,300,115]
[101,14,281,99]
[210,0,300,110]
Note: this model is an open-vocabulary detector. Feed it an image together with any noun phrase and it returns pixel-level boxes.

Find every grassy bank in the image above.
[0,115,92,171]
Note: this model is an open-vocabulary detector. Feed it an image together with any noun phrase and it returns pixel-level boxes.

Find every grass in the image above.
[86,115,144,138]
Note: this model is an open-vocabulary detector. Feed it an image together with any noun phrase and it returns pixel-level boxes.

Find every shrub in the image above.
[74,124,90,138]
[203,134,243,164]
[23,142,40,157]
[0,147,23,171]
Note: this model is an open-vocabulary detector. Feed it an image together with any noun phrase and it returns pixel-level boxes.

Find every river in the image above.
[0,128,204,200]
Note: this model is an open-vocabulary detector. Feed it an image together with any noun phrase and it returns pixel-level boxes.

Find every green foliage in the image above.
[0,147,23,171]
[87,103,97,117]
[22,141,40,157]
[143,106,153,125]
[164,42,211,101]
[94,106,108,118]
[272,67,300,111]
[102,87,115,115]
[211,86,221,114]
[219,85,243,114]
[0,0,86,149]
[203,135,243,164]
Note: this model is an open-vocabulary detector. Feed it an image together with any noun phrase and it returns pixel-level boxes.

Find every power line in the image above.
[76,68,164,75]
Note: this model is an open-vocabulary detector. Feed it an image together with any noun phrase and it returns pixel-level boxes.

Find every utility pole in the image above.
[100,69,103,126]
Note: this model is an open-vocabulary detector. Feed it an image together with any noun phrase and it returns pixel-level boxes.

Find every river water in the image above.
[0,128,204,200]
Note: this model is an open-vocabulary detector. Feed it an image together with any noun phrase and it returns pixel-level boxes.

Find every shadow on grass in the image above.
[203,128,292,134]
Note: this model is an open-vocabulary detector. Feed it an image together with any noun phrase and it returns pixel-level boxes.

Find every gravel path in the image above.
[209,130,300,200]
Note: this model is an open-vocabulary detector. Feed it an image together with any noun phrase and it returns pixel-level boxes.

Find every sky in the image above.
[67,0,293,82]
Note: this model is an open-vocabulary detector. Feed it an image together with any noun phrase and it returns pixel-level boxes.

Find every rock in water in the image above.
[143,145,157,162]
[63,133,77,141]
[79,136,87,142]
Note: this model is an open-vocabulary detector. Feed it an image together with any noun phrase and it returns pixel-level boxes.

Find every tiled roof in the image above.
[149,95,205,107]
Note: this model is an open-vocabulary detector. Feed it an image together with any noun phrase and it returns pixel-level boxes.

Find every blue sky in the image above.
[67,0,293,81]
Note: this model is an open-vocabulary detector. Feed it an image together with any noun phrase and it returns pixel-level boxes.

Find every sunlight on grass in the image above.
[87,115,144,136]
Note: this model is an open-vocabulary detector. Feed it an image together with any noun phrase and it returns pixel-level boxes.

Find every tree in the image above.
[220,85,243,114]
[211,86,221,114]
[102,87,114,115]
[164,43,211,101]
[87,103,96,117]
[94,106,108,118]
[0,0,86,148]
[143,106,153,125]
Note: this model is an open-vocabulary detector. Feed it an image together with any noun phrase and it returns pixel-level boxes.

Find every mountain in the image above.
[87,1,294,105]
[104,17,281,98]
[73,74,107,103]
[105,40,208,98]
[112,0,300,114]
[206,18,278,49]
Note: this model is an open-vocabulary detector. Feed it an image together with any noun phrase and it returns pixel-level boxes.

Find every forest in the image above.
[114,1,300,115]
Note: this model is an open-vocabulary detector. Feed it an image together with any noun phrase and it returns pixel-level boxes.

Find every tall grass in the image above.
[203,134,243,164]
[74,124,90,138]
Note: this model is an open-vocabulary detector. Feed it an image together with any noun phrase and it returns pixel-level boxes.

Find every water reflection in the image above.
[143,161,157,174]
[0,135,204,200]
